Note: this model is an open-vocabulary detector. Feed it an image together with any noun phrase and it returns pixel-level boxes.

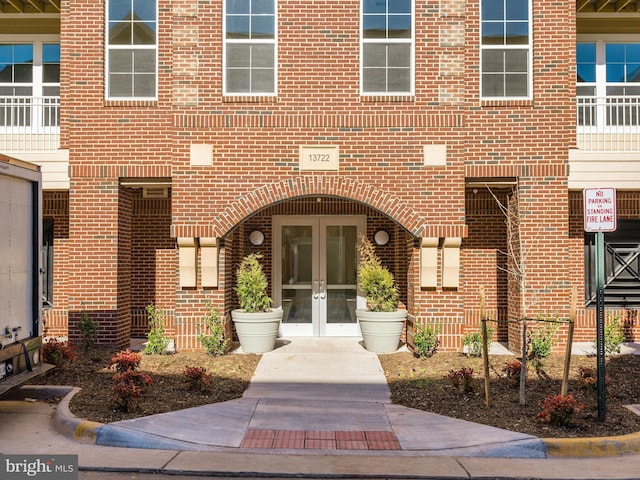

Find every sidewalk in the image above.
[1,337,640,479]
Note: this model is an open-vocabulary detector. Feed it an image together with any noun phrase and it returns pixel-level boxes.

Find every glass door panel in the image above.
[274,216,364,337]
[280,224,314,335]
[321,221,361,336]
[324,225,357,327]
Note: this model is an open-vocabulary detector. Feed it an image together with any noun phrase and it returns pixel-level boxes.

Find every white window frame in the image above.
[105,0,158,101]
[0,35,60,98]
[360,0,415,96]
[480,0,532,100]
[0,35,60,132]
[222,0,278,97]
[577,34,640,99]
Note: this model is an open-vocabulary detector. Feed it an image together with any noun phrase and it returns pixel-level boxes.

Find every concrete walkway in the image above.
[3,338,640,478]
[92,337,546,458]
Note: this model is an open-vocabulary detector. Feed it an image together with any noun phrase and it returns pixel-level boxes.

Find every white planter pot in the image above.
[231,308,283,354]
[356,309,408,354]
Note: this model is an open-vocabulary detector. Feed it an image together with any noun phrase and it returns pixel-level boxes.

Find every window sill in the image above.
[222,95,278,104]
[481,99,533,108]
[104,99,158,107]
[361,95,415,103]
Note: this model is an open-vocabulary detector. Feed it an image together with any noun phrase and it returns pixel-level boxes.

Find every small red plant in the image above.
[110,349,142,373]
[578,366,610,391]
[502,360,524,387]
[537,394,584,426]
[112,370,153,412]
[446,367,474,393]
[184,366,213,392]
[41,338,76,367]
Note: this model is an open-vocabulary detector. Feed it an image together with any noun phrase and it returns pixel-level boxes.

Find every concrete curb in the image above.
[543,432,640,457]
[17,385,640,459]
[15,385,105,444]
[53,386,104,444]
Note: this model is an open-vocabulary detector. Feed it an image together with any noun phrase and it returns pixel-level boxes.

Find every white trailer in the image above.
[0,156,51,396]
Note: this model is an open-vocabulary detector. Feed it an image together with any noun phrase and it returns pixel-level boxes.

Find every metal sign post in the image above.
[584,187,616,422]
[595,231,606,421]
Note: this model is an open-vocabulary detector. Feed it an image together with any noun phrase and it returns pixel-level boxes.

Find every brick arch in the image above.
[219,176,424,237]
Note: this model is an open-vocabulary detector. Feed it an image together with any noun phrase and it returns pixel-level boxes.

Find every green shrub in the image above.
[356,235,398,312]
[462,327,493,357]
[79,313,98,352]
[413,323,440,358]
[528,319,560,361]
[235,253,273,312]
[143,304,170,355]
[592,314,626,355]
[197,304,229,356]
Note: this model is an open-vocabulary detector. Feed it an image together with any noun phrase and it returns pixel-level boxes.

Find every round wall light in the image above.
[248,230,265,246]
[374,230,390,246]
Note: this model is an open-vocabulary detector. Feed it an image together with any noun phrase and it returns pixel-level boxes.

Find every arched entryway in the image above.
[225,196,415,337]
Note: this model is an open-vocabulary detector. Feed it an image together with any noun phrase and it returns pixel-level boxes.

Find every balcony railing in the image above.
[577,96,640,152]
[0,96,60,152]
[3,95,639,154]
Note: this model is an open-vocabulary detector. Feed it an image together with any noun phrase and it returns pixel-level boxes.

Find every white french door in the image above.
[273,216,365,336]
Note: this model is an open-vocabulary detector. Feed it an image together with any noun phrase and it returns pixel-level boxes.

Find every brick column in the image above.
[67,177,132,349]
[507,175,570,352]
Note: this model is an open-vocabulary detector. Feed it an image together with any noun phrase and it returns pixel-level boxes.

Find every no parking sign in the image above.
[584,188,616,232]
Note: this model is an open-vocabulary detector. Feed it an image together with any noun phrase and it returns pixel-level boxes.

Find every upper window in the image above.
[480,0,531,99]
[0,41,60,128]
[224,0,277,95]
[361,0,414,95]
[106,0,157,99]
[577,40,640,128]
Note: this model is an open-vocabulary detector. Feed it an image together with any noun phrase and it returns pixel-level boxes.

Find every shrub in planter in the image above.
[235,253,273,313]
[355,236,407,353]
[357,236,398,313]
[232,253,282,354]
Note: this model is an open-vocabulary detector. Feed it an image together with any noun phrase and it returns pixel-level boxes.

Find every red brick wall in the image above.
[58,0,587,350]
[43,192,70,337]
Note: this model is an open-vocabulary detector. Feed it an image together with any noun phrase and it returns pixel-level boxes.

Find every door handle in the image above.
[313,280,319,299]
[319,280,326,299]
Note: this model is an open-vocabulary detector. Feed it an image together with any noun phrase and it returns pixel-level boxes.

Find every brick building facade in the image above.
[1,0,639,353]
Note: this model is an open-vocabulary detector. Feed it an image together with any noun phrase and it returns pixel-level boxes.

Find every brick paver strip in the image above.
[335,431,367,441]
[305,438,337,449]
[305,430,336,440]
[241,429,401,450]
[336,439,369,450]
[273,430,305,448]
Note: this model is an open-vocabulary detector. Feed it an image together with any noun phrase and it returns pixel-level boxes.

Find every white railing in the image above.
[0,96,60,152]
[577,96,640,152]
